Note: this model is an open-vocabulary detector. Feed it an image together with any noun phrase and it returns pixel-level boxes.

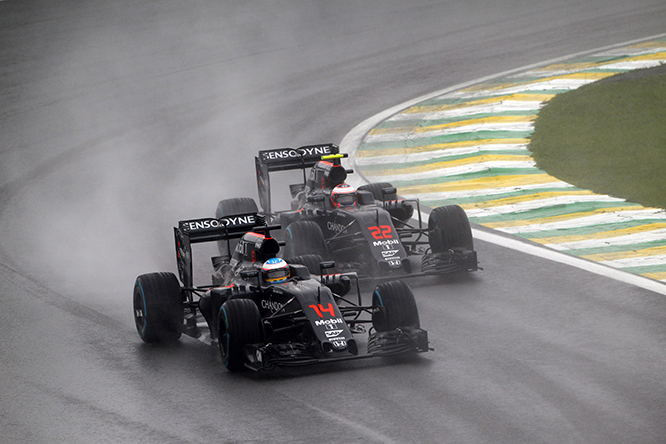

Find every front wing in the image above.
[241,327,429,371]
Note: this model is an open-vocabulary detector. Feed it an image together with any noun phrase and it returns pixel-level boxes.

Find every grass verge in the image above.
[529,65,666,209]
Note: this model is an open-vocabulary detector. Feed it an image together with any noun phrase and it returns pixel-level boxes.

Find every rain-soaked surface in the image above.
[2,1,666,442]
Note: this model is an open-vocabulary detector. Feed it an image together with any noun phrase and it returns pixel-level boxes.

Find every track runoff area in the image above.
[341,34,666,296]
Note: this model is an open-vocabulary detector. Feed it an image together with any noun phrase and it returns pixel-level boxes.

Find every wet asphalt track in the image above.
[2,1,666,443]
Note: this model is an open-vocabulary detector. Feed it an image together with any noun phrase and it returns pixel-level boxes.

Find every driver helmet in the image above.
[261,257,290,284]
[330,183,357,208]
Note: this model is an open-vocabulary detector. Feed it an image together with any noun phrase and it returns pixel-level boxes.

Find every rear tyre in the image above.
[215,197,258,219]
[218,299,263,372]
[133,272,183,343]
[284,254,324,275]
[371,280,420,332]
[428,205,474,253]
[358,182,396,201]
[284,221,327,258]
[215,197,259,255]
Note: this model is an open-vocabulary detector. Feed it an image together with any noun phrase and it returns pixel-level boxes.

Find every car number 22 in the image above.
[368,225,392,240]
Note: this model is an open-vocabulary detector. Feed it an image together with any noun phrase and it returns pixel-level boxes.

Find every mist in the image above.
[2,0,467,322]
[1,1,342,320]
[2,0,660,324]
[4,1,666,442]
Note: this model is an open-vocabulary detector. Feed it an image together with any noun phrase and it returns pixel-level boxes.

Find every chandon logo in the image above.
[261,300,284,312]
[327,222,347,234]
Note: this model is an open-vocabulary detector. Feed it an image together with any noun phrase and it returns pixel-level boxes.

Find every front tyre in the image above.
[218,299,263,372]
[372,280,420,332]
[133,272,183,343]
[428,205,474,253]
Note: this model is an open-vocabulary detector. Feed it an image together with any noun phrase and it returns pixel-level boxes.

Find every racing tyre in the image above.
[358,182,396,201]
[372,280,420,332]
[133,272,183,343]
[215,197,259,255]
[215,197,258,218]
[285,254,324,275]
[218,298,263,372]
[284,221,327,258]
[428,205,474,253]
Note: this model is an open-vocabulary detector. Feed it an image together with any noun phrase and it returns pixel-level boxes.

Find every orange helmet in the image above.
[330,183,357,208]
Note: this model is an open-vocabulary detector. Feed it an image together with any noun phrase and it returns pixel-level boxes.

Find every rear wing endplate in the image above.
[174,213,274,287]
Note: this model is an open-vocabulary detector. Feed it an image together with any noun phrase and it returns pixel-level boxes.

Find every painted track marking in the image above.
[342,34,666,294]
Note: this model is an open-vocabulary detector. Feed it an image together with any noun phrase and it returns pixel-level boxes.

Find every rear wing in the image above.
[174,213,277,287]
[256,144,339,172]
[255,143,339,213]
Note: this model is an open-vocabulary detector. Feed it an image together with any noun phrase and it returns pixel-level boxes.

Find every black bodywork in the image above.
[133,213,428,372]
[254,144,479,280]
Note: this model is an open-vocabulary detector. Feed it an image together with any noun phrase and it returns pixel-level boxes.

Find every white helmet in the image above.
[330,183,357,208]
[261,257,290,283]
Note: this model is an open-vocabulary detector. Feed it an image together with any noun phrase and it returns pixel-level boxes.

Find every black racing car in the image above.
[215,143,478,280]
[132,212,429,372]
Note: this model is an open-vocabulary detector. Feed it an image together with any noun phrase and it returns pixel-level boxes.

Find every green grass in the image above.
[529,66,666,209]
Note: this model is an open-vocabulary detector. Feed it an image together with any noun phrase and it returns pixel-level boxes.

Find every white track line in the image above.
[341,33,666,296]
[472,227,666,296]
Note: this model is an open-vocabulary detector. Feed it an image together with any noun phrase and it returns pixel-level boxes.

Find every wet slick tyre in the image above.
[372,281,420,332]
[428,205,474,253]
[133,272,183,343]
[358,182,396,201]
[284,221,327,258]
[218,299,263,372]
[215,197,259,255]
[284,254,324,275]
[215,197,258,219]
